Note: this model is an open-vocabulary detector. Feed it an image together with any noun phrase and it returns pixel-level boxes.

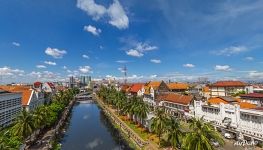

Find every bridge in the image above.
[75,92,93,101]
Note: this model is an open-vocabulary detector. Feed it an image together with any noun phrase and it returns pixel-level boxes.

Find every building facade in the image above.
[0,90,22,128]
[210,81,246,97]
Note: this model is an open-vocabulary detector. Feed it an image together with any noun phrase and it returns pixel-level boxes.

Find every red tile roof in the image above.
[129,83,144,93]
[156,93,193,105]
[167,83,189,90]
[34,82,42,88]
[47,82,55,88]
[240,93,263,98]
[211,81,246,87]
[239,102,257,109]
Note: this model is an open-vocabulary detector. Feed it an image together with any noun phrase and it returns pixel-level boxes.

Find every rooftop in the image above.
[210,81,246,87]
[167,83,189,90]
[157,93,193,105]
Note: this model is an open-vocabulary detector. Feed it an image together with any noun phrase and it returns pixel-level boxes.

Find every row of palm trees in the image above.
[97,85,150,126]
[97,85,224,150]
[0,88,79,149]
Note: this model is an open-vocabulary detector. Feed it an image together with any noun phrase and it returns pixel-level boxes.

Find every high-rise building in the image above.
[69,76,75,88]
[0,90,22,128]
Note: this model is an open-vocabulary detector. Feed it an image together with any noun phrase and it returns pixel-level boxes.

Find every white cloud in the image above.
[82,54,90,59]
[183,63,195,68]
[126,49,143,57]
[150,59,161,64]
[125,42,158,57]
[99,45,104,49]
[118,67,125,73]
[248,71,263,79]
[108,0,129,29]
[45,47,67,59]
[79,66,92,74]
[12,42,20,47]
[244,56,254,61]
[214,65,232,71]
[77,0,129,29]
[213,46,248,56]
[0,66,24,76]
[116,60,128,63]
[36,65,47,69]
[77,0,107,20]
[84,25,101,36]
[44,61,56,66]
[150,74,157,78]
[63,66,67,69]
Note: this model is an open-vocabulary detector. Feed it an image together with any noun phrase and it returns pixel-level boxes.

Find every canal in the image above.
[60,100,132,150]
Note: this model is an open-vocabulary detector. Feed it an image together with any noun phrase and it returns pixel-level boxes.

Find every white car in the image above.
[224,133,232,139]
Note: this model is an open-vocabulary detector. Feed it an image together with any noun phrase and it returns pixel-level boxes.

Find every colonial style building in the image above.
[240,93,263,107]
[129,83,144,96]
[142,81,169,106]
[194,97,263,143]
[167,82,189,93]
[157,93,194,118]
[0,90,22,128]
[210,81,246,97]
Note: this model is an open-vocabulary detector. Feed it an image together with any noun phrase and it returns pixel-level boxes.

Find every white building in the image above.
[194,99,263,142]
[22,89,45,111]
[0,90,22,128]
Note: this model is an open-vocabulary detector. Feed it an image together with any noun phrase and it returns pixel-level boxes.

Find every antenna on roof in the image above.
[123,65,127,84]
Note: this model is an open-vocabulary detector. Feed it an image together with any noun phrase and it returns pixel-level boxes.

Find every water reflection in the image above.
[60,101,132,150]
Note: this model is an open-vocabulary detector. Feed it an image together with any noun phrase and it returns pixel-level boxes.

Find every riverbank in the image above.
[27,99,76,150]
[95,95,159,150]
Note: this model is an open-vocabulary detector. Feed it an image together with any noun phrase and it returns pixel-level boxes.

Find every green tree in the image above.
[166,117,183,149]
[136,98,150,126]
[182,117,224,150]
[151,107,169,146]
[12,109,35,140]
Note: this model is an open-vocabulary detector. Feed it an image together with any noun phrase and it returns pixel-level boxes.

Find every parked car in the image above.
[224,133,233,139]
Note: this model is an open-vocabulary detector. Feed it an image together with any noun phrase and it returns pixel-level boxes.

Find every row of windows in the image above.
[164,102,188,110]
[0,107,21,124]
[202,107,220,114]
[0,98,21,110]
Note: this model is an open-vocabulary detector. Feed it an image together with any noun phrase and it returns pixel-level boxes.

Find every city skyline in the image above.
[1,0,263,83]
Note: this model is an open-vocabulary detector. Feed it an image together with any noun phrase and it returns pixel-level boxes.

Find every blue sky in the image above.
[0,0,263,83]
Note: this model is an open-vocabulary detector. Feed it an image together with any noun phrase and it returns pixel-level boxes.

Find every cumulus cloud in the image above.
[126,49,143,57]
[12,42,20,47]
[0,66,24,76]
[108,0,129,29]
[150,59,161,64]
[79,66,92,74]
[36,65,47,69]
[82,54,90,59]
[214,65,232,71]
[77,0,129,29]
[45,47,67,59]
[126,42,158,57]
[212,46,248,56]
[183,63,195,68]
[63,66,67,69]
[84,25,101,36]
[44,61,56,66]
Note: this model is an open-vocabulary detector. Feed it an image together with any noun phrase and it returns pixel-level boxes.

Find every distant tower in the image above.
[123,65,127,84]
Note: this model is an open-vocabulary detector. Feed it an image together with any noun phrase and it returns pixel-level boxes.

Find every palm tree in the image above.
[12,109,35,140]
[33,106,49,129]
[115,91,127,115]
[151,107,169,146]
[136,98,150,126]
[182,117,224,150]
[166,117,183,149]
[0,137,10,150]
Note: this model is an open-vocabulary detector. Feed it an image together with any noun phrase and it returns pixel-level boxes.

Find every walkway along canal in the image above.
[59,99,133,150]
